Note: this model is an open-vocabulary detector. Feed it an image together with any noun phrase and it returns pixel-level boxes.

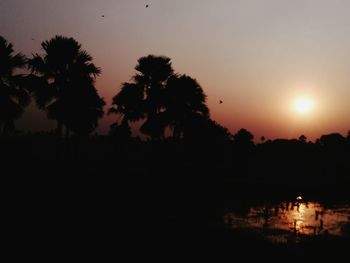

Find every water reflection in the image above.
[224,197,350,243]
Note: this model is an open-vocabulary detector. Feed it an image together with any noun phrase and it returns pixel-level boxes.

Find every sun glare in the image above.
[294,97,314,114]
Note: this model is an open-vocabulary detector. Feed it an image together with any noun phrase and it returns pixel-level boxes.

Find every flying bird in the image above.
[219,100,223,104]
[146,4,149,8]
[101,15,105,17]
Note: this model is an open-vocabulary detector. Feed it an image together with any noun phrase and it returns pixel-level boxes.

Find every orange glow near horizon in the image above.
[2,1,350,140]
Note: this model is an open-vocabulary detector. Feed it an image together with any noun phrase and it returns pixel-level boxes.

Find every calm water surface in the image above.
[224,196,350,243]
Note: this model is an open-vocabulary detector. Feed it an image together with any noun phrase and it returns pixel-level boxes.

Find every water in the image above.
[224,196,350,243]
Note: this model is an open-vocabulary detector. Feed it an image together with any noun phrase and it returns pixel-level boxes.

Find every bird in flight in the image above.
[146,4,149,8]
[101,15,105,17]
[219,100,223,104]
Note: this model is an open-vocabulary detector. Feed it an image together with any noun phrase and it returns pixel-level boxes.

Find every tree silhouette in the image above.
[109,82,144,138]
[0,35,30,134]
[110,55,224,141]
[110,55,173,140]
[134,55,174,139]
[183,114,232,143]
[319,133,345,149]
[28,35,104,136]
[299,135,307,143]
[233,128,254,147]
[164,74,209,139]
[62,73,105,136]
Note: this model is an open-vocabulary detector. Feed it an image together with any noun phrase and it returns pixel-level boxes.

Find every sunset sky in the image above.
[1,0,350,140]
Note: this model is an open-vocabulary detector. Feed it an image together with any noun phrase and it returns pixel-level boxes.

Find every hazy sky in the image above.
[1,0,350,140]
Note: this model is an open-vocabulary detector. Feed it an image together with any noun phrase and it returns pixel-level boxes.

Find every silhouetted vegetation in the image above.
[0,36,30,133]
[164,74,209,140]
[110,56,218,143]
[1,35,349,260]
[27,35,105,137]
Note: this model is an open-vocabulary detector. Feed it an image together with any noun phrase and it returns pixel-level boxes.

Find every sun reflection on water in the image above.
[224,197,350,243]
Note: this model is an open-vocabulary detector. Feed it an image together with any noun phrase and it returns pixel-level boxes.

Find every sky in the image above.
[1,0,350,141]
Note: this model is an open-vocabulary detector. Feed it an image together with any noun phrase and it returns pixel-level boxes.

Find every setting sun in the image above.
[294,98,314,114]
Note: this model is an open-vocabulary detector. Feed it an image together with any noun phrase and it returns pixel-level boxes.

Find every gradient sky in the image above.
[1,0,350,141]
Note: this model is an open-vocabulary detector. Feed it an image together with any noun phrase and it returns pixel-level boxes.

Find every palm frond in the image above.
[77,50,93,64]
[28,54,47,74]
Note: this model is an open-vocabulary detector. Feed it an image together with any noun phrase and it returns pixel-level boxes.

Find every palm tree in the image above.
[28,35,104,136]
[0,35,30,134]
[110,55,213,140]
[62,74,105,136]
[164,74,209,139]
[110,55,173,139]
[109,82,144,137]
[134,55,174,139]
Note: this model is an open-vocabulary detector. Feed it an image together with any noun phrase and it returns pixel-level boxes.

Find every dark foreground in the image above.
[2,135,350,261]
[5,171,349,262]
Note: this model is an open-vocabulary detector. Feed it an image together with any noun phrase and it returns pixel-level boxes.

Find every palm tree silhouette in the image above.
[134,55,173,139]
[28,35,104,136]
[111,55,173,139]
[164,74,209,139]
[110,55,214,140]
[109,82,144,137]
[62,72,105,136]
[0,36,30,134]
